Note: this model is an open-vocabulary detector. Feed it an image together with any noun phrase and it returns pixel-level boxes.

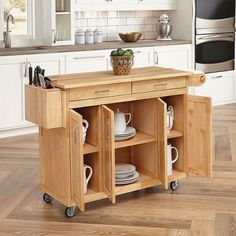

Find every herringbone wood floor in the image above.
[1,104,236,235]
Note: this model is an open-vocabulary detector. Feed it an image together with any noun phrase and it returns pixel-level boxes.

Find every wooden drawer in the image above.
[132,77,186,94]
[69,83,131,101]
[25,85,64,129]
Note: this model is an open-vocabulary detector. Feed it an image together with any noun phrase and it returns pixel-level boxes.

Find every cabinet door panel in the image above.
[157,98,168,188]
[187,95,212,177]
[70,110,85,211]
[101,105,115,203]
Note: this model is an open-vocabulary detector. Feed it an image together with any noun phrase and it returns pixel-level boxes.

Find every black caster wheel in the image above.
[65,206,77,218]
[170,180,179,191]
[43,193,54,204]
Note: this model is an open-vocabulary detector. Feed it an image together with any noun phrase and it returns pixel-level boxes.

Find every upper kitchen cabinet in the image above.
[154,44,192,71]
[75,0,176,11]
[42,0,75,46]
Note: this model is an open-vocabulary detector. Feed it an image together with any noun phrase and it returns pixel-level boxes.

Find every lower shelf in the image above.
[84,188,107,203]
[115,173,161,196]
[168,170,187,182]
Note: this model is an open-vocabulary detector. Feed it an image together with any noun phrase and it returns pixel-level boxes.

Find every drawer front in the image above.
[132,77,186,93]
[70,83,132,101]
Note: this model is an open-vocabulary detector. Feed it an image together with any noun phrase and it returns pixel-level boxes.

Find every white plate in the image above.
[116,170,136,179]
[115,126,136,136]
[115,132,136,141]
[116,171,139,182]
[115,163,136,175]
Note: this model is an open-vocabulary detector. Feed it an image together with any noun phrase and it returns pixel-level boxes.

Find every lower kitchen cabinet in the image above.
[154,44,192,71]
[194,71,235,105]
[25,67,211,217]
[131,47,154,68]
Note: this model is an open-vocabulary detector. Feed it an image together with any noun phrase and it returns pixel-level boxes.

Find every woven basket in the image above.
[110,56,134,76]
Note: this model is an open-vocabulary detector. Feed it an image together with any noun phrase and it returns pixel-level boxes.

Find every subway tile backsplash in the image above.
[75,10,170,41]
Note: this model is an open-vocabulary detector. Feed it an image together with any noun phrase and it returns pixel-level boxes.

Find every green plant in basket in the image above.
[110,48,134,76]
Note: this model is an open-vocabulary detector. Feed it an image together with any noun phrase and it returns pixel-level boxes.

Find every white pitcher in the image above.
[167,106,174,132]
[114,109,131,134]
[82,119,89,144]
[167,144,179,176]
[84,165,93,194]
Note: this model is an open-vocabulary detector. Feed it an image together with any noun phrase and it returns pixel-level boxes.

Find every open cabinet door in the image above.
[157,98,168,189]
[186,95,212,177]
[101,105,116,204]
[70,110,85,211]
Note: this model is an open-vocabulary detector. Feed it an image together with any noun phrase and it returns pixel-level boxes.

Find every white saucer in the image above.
[115,127,136,136]
[116,171,139,182]
[115,163,136,175]
[115,132,136,141]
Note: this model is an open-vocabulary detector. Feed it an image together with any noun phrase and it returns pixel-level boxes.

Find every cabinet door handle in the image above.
[52,29,56,44]
[134,50,142,54]
[95,89,110,94]
[74,127,80,144]
[154,83,167,87]
[106,121,111,139]
[154,52,158,65]
[72,55,106,60]
[211,75,223,79]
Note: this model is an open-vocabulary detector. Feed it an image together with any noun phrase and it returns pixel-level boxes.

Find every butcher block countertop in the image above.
[0,40,191,56]
[50,67,204,89]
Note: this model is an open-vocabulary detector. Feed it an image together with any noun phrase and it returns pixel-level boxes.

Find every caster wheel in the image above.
[170,180,179,191]
[43,193,53,204]
[65,206,77,218]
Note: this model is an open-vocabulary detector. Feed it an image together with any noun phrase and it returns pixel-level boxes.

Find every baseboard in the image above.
[213,100,236,107]
[0,125,38,139]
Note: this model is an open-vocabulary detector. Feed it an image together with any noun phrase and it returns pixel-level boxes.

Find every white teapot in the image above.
[114,109,131,134]
[82,119,89,144]
[167,106,174,131]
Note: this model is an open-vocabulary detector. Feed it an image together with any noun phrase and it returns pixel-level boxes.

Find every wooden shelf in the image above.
[115,132,156,149]
[56,12,71,15]
[115,173,160,196]
[167,130,183,139]
[83,143,99,155]
[168,170,187,182]
[84,188,107,203]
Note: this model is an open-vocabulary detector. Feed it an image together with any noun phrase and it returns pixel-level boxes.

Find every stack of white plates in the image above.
[115,163,139,185]
[115,126,136,141]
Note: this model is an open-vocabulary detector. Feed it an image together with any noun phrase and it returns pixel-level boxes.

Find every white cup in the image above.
[82,119,89,144]
[84,165,93,194]
[167,105,174,132]
[114,109,131,134]
[167,144,179,176]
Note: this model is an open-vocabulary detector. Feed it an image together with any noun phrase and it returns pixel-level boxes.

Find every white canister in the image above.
[167,144,179,176]
[75,30,85,44]
[94,30,103,43]
[86,30,94,44]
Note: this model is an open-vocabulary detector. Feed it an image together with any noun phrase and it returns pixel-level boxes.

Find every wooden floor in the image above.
[1,104,236,235]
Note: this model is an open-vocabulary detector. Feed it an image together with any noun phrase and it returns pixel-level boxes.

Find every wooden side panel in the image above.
[70,110,85,211]
[101,105,115,204]
[187,95,212,177]
[25,85,64,129]
[157,98,168,188]
[39,127,71,206]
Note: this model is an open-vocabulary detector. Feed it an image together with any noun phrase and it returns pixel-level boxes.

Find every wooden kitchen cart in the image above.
[25,67,212,218]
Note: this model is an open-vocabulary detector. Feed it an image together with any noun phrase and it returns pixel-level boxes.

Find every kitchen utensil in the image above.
[114,109,132,134]
[167,144,179,176]
[84,164,93,194]
[29,64,33,85]
[82,119,89,144]
[167,105,174,131]
[156,14,172,40]
[119,32,142,43]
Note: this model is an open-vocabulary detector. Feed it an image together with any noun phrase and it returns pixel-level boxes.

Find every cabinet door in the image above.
[70,110,85,211]
[132,48,154,68]
[154,45,192,70]
[0,57,26,129]
[157,98,168,188]
[186,95,212,177]
[101,105,115,204]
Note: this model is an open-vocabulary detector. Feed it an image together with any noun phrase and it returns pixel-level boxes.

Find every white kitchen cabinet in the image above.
[42,0,75,46]
[154,44,192,71]
[131,47,154,68]
[0,54,65,136]
[194,71,235,105]
[75,0,176,11]
[0,56,26,130]
[66,50,110,73]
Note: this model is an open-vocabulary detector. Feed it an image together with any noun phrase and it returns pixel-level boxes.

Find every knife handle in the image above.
[29,66,33,85]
